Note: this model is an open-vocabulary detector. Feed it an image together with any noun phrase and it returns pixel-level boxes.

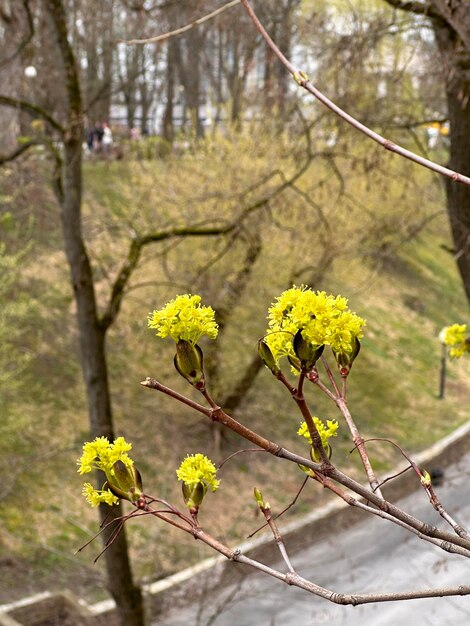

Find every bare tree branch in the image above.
[99,223,236,332]
[0,95,65,135]
[0,0,34,68]
[239,0,470,186]
[0,140,41,165]
[120,0,241,45]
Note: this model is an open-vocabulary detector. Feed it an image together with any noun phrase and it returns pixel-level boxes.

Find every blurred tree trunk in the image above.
[0,1,26,149]
[433,15,470,305]
[81,0,114,123]
[385,0,470,305]
[275,0,300,118]
[43,1,144,624]
[176,27,204,138]
[162,39,176,141]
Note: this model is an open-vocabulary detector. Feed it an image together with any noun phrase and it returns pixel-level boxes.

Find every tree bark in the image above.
[384,0,470,307]
[44,1,144,623]
[162,39,176,141]
[432,9,470,305]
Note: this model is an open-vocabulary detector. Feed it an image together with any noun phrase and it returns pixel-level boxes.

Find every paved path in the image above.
[158,453,470,626]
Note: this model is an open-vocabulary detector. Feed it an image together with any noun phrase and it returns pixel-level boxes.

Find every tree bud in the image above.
[310,442,331,463]
[420,469,431,486]
[174,340,205,389]
[253,487,270,509]
[106,460,143,503]
[182,481,206,509]
[257,340,280,375]
[332,337,361,375]
[293,330,324,371]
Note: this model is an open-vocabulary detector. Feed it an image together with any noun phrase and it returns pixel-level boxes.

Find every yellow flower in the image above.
[439,323,469,358]
[77,436,133,475]
[82,482,119,507]
[297,417,338,449]
[148,294,218,344]
[265,286,365,365]
[176,453,220,492]
[78,437,135,507]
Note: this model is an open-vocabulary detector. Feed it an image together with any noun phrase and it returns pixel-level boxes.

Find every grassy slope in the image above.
[1,145,469,605]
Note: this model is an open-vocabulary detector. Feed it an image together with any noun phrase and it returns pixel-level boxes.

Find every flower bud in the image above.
[310,442,332,463]
[174,340,205,389]
[293,330,324,371]
[258,340,280,375]
[298,463,315,477]
[332,336,361,375]
[253,487,270,510]
[420,469,431,486]
[182,481,206,509]
[105,460,143,503]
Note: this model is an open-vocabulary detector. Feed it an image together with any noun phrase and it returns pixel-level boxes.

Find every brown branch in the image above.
[99,223,236,332]
[239,0,470,187]
[0,0,34,68]
[141,377,470,554]
[120,0,241,45]
[312,472,470,558]
[0,140,41,165]
[138,490,470,605]
[141,377,282,455]
[0,96,64,135]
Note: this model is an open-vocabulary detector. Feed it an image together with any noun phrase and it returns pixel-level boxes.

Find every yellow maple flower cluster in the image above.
[148,294,218,345]
[297,417,339,449]
[77,436,134,507]
[439,323,469,358]
[265,286,365,365]
[176,453,220,492]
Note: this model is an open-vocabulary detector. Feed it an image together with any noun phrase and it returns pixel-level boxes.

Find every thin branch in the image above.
[363,437,469,538]
[248,477,309,538]
[99,223,236,331]
[136,494,470,605]
[120,0,241,45]
[141,377,282,455]
[141,377,470,554]
[0,140,42,165]
[336,396,384,497]
[239,0,470,187]
[259,502,295,572]
[217,448,266,470]
[0,0,34,68]
[0,96,64,135]
[312,472,470,559]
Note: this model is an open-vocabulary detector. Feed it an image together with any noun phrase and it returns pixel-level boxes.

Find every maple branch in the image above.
[120,0,241,45]
[239,0,470,187]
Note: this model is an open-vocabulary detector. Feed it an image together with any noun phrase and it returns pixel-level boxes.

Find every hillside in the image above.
[1,134,469,606]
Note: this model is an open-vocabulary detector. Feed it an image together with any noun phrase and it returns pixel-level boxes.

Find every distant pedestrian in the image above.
[86,127,94,152]
[93,122,104,152]
[102,122,113,154]
[130,126,140,141]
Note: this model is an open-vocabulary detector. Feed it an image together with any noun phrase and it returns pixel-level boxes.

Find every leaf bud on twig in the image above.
[258,339,281,375]
[106,460,143,503]
[174,339,205,389]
